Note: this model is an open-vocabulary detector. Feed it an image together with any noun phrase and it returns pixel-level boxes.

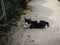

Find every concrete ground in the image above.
[11,0,60,45]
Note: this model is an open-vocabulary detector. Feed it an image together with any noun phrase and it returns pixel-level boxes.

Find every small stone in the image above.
[27,35,31,38]
[31,40,34,42]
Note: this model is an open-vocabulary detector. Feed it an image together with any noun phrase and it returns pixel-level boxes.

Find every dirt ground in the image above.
[11,0,60,45]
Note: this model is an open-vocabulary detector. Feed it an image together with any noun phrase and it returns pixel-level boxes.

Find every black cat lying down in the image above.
[24,18,49,29]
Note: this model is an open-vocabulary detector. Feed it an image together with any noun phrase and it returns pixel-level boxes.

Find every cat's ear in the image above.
[29,18,31,20]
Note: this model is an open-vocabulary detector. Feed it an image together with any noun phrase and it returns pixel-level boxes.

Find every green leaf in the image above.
[16,8,24,15]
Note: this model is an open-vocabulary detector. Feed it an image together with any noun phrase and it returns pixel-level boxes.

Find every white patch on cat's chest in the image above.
[37,20,40,23]
[24,22,31,28]
[24,22,28,28]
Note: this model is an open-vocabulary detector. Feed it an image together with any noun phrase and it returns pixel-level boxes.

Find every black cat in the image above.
[24,18,49,29]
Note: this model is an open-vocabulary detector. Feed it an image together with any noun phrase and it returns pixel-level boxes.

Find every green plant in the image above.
[16,8,24,16]
[0,0,30,39]
[0,23,11,33]
[58,0,60,1]
[20,0,28,9]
